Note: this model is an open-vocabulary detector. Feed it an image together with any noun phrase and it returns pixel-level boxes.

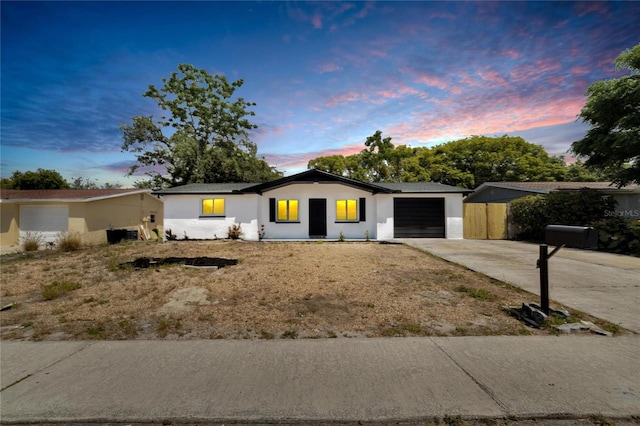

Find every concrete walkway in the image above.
[2,336,639,424]
[400,239,640,334]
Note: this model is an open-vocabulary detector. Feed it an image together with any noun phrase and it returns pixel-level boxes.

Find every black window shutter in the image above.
[359,198,366,221]
[269,198,276,222]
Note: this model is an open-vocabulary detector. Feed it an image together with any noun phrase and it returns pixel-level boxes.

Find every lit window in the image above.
[202,198,225,216]
[277,199,298,221]
[336,199,358,221]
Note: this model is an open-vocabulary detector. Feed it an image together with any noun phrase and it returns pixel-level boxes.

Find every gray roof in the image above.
[153,183,255,195]
[153,170,472,196]
[376,182,471,193]
[464,181,640,203]
[477,181,640,193]
[155,181,469,195]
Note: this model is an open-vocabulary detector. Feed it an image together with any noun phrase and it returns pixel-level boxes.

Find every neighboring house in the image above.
[154,169,470,241]
[465,181,640,219]
[0,189,164,247]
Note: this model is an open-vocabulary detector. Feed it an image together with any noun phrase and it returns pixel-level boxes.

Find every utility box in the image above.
[545,225,598,249]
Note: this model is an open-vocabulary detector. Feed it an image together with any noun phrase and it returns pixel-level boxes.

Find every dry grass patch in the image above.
[0,240,620,341]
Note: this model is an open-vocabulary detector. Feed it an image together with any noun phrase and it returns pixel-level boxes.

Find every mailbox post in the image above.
[537,225,596,315]
[537,244,563,315]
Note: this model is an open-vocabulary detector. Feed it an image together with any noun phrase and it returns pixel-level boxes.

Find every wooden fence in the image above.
[463,203,508,239]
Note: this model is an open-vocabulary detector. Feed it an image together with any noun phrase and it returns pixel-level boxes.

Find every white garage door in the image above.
[19,205,69,243]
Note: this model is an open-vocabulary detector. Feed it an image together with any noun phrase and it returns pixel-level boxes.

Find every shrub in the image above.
[596,217,640,256]
[510,189,616,241]
[165,229,177,241]
[227,224,242,240]
[56,233,82,252]
[545,188,616,226]
[42,280,82,300]
[21,232,43,252]
[510,195,548,240]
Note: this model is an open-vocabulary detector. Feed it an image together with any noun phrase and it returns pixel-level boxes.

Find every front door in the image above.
[309,198,327,237]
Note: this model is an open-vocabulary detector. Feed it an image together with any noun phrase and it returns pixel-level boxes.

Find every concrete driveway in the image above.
[399,239,640,333]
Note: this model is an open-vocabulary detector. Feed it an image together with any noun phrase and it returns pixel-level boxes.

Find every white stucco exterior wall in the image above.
[376,195,395,241]
[258,183,376,240]
[445,195,464,239]
[163,194,260,241]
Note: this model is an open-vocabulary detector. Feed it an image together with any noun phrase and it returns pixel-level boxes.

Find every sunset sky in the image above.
[2,1,639,186]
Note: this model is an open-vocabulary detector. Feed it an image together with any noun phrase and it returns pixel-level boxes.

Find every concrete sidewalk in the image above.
[2,336,639,424]
[400,239,640,334]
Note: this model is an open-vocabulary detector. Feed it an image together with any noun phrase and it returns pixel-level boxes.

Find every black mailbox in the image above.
[545,225,598,249]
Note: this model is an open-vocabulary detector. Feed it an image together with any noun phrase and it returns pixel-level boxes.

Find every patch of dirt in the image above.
[0,240,623,341]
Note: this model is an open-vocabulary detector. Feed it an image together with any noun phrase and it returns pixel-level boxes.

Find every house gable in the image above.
[240,169,395,195]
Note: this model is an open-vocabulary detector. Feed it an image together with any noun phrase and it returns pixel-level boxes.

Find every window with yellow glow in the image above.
[202,198,225,216]
[336,199,357,221]
[277,199,298,221]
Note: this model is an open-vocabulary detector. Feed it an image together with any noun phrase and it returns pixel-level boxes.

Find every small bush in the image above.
[260,330,275,339]
[596,217,640,256]
[165,229,177,241]
[511,189,618,243]
[510,195,548,240]
[56,233,82,252]
[21,232,43,252]
[281,329,298,339]
[42,280,82,300]
[227,224,242,240]
[86,323,107,340]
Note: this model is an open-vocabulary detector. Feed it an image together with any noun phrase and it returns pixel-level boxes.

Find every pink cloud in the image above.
[311,13,322,29]
[374,89,400,100]
[554,20,569,30]
[477,69,510,87]
[265,143,364,171]
[386,94,587,147]
[354,2,373,19]
[415,75,449,90]
[502,49,521,59]
[575,2,609,17]
[570,66,590,75]
[325,90,364,107]
[317,62,343,73]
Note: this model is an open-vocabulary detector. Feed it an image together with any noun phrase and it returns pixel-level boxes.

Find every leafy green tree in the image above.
[70,177,122,189]
[571,44,640,187]
[309,131,414,182]
[563,160,612,182]
[3,169,70,190]
[361,130,396,182]
[429,135,567,188]
[121,64,281,188]
[308,134,568,188]
[0,178,14,189]
[308,155,349,176]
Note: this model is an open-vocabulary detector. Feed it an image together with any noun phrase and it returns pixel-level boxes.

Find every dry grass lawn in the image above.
[0,240,615,341]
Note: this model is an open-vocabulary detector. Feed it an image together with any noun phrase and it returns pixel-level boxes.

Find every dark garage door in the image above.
[394,198,445,238]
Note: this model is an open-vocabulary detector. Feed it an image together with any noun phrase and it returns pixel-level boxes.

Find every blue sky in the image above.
[2,1,639,187]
